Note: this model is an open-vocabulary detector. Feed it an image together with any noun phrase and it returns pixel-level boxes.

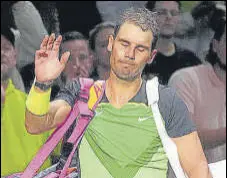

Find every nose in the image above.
[125,47,135,60]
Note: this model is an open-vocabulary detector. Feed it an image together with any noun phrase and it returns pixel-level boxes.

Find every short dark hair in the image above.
[203,2,226,66]
[62,31,87,43]
[60,31,88,55]
[114,7,159,50]
[1,27,15,46]
[146,1,182,11]
[89,21,115,50]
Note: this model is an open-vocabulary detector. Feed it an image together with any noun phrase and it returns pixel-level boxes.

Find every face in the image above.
[1,35,16,81]
[107,22,156,81]
[154,1,180,37]
[94,27,114,69]
[62,39,94,81]
[213,26,226,66]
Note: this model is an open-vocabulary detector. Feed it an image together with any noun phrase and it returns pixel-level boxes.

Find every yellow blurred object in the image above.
[181,1,199,12]
[26,85,51,115]
[88,81,104,110]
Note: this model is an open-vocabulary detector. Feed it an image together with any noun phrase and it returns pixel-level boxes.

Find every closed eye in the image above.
[121,42,129,47]
[137,47,145,52]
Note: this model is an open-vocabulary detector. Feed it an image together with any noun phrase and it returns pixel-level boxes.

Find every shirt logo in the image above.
[138,116,153,122]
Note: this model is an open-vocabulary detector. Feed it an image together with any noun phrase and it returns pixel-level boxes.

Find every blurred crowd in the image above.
[1,1,226,177]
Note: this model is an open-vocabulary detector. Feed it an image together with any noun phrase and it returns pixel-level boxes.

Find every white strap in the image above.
[146,77,187,178]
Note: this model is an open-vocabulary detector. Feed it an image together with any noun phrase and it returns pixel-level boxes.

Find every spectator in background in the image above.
[1,2,61,176]
[191,1,216,61]
[60,31,94,85]
[1,31,52,177]
[169,0,226,169]
[7,1,48,93]
[89,21,115,80]
[144,1,201,85]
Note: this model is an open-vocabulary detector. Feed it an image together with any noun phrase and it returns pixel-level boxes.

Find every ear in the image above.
[147,49,157,64]
[107,35,114,52]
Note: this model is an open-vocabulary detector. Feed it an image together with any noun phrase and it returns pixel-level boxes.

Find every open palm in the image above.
[35,33,70,83]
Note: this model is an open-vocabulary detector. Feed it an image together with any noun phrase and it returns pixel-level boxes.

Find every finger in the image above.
[47,33,55,50]
[40,35,49,50]
[52,35,62,52]
[35,49,48,61]
[60,51,70,65]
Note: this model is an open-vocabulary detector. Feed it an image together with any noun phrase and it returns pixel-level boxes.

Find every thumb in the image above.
[60,51,70,65]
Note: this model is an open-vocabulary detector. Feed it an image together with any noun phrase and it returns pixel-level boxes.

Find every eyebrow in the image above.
[118,38,130,44]
[118,38,150,50]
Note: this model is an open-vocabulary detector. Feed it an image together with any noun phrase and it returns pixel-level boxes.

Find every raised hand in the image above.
[35,33,70,83]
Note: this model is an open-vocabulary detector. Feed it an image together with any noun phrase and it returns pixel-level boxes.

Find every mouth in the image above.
[119,60,135,66]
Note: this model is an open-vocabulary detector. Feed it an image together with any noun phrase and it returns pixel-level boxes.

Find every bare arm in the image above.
[172,131,212,178]
[25,88,71,134]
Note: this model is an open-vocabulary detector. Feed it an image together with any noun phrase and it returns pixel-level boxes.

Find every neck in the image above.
[106,70,142,108]
[213,63,226,86]
[156,37,175,56]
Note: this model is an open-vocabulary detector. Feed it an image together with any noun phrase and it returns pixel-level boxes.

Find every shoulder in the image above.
[158,84,184,115]
[158,84,176,107]
[169,64,206,87]
[158,84,197,137]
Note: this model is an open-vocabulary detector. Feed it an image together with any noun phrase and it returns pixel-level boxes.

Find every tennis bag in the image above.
[6,78,105,178]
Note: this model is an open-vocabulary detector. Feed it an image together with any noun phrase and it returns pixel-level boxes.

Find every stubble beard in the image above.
[111,63,145,82]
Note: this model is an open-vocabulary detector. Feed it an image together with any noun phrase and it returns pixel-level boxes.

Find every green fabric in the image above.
[1,80,52,176]
[180,1,198,12]
[80,102,168,178]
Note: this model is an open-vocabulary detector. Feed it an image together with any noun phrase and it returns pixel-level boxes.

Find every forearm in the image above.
[187,161,212,178]
[173,132,213,178]
[198,127,226,149]
[25,103,70,134]
[25,85,71,134]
